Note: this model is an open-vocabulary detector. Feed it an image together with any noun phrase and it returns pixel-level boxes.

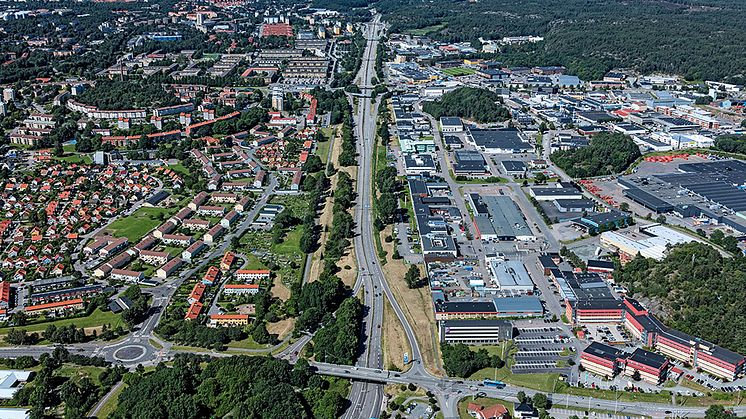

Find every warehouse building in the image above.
[492,296,543,318]
[470,195,535,241]
[468,128,531,153]
[530,187,583,201]
[488,260,534,293]
[600,224,698,263]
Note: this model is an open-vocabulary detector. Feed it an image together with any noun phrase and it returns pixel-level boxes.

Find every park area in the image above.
[441,67,476,77]
[236,195,309,288]
[106,206,179,241]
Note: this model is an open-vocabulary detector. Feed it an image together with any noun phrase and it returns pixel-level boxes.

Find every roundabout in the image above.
[112,345,148,363]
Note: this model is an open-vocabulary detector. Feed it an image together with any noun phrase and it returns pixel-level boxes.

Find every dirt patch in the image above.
[337,248,357,288]
[380,227,442,375]
[267,317,295,339]
[382,295,412,372]
[271,275,291,301]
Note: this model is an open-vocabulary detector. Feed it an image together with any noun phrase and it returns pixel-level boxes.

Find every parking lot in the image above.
[583,324,631,345]
[512,327,575,375]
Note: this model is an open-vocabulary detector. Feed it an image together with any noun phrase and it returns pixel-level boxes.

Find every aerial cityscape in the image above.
[0,0,744,418]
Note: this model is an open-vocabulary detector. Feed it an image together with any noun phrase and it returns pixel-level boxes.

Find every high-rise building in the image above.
[271,87,284,111]
[2,88,14,103]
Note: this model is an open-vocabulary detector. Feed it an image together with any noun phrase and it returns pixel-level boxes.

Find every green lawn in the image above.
[162,246,185,257]
[272,226,303,255]
[442,67,476,77]
[54,154,92,165]
[106,206,179,241]
[96,383,127,419]
[0,308,123,335]
[315,139,332,164]
[57,364,106,386]
[242,254,268,270]
[227,336,271,350]
[167,163,191,176]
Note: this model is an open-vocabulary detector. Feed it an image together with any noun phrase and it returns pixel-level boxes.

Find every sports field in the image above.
[441,67,475,77]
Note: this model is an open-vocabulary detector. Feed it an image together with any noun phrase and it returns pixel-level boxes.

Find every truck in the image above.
[482,379,506,389]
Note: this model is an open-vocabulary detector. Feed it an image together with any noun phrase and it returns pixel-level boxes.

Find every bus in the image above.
[482,379,506,389]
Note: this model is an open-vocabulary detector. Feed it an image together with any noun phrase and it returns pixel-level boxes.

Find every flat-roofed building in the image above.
[492,296,543,318]
[621,348,669,385]
[488,260,534,293]
[438,319,513,345]
[434,301,497,321]
[208,314,250,327]
[581,342,623,380]
[223,284,260,295]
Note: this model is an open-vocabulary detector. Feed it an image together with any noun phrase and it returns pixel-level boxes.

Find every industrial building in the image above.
[600,224,698,263]
[453,150,489,176]
[469,195,535,241]
[438,319,513,345]
[488,260,534,293]
[492,296,543,318]
[618,160,746,234]
[468,128,531,153]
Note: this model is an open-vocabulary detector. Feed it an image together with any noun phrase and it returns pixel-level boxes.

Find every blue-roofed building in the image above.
[492,296,543,318]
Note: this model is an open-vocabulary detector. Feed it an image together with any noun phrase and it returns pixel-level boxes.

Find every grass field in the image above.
[57,364,106,386]
[95,383,127,418]
[442,67,476,77]
[167,163,191,176]
[315,139,331,164]
[106,206,179,241]
[54,154,93,165]
[226,336,271,350]
[405,23,446,36]
[382,294,412,372]
[0,308,123,335]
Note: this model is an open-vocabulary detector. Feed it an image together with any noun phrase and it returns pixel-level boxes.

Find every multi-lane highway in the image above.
[345,14,386,419]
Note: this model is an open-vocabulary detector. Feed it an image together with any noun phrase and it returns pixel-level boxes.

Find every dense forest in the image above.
[422,87,510,123]
[713,135,746,155]
[77,79,180,110]
[111,355,349,419]
[616,242,746,354]
[551,132,641,178]
[372,0,746,82]
[441,343,504,378]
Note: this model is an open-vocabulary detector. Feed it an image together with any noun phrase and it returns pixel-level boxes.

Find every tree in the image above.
[377,192,398,224]
[631,369,641,381]
[551,132,641,178]
[532,393,550,409]
[441,343,503,377]
[619,202,630,212]
[517,391,527,403]
[404,265,421,289]
[303,155,324,173]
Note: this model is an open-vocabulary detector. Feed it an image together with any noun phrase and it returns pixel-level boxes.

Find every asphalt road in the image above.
[344,14,386,419]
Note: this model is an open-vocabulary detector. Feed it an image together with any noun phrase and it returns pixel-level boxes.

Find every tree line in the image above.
[111,354,348,418]
[422,87,510,123]
[551,132,641,178]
